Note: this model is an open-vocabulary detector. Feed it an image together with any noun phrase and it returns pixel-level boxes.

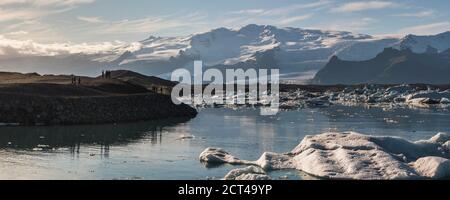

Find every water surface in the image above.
[1,105,449,180]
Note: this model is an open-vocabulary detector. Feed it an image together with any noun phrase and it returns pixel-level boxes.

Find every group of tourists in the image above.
[70,70,113,86]
[102,70,112,79]
[71,75,81,85]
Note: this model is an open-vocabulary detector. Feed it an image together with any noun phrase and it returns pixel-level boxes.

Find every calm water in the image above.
[1,105,450,180]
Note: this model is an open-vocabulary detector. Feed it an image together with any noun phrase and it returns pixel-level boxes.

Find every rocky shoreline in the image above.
[0,70,197,126]
[0,92,197,126]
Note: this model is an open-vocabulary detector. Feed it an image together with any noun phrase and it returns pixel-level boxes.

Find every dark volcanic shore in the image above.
[0,71,197,126]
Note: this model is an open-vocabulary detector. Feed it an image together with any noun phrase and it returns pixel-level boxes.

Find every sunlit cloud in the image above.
[0,34,128,56]
[331,1,397,13]
[398,21,450,35]
[260,0,332,16]
[0,0,95,22]
[221,1,332,28]
[0,0,95,7]
[312,17,379,33]
[77,16,104,23]
[75,13,208,36]
[227,9,265,15]
[6,30,28,35]
[279,14,313,25]
[228,0,332,17]
[392,10,435,18]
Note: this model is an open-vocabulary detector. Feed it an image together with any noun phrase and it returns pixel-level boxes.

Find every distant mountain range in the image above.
[313,47,450,85]
[0,24,449,83]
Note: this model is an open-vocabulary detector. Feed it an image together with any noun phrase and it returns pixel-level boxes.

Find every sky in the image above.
[0,0,449,44]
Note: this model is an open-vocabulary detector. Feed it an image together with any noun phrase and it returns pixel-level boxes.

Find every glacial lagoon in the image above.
[1,105,449,180]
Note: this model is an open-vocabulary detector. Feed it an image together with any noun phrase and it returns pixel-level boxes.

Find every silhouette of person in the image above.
[78,77,81,85]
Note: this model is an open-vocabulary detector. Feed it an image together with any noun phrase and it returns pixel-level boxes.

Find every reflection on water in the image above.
[0,118,190,157]
[0,105,449,180]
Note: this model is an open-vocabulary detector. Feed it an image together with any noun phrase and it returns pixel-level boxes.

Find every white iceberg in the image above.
[201,132,450,180]
[199,148,246,165]
[413,157,450,179]
[223,166,271,180]
[406,90,450,106]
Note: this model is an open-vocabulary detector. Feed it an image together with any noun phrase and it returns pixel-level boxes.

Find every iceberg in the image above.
[223,166,271,180]
[199,148,246,165]
[405,90,450,106]
[200,132,450,180]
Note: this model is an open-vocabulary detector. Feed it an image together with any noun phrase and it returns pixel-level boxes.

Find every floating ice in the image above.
[441,98,450,104]
[223,166,271,180]
[279,85,450,110]
[201,132,450,180]
[177,134,195,140]
[413,157,450,179]
[199,148,246,165]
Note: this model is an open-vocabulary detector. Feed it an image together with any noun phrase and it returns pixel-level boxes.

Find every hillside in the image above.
[0,70,176,96]
[313,48,450,85]
[0,70,196,125]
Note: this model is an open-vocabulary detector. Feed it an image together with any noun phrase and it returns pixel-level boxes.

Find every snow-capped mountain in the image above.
[0,24,449,81]
[395,31,450,53]
[100,24,373,65]
[97,24,402,79]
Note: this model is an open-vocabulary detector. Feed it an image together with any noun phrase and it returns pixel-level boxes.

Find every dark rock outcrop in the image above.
[0,93,196,126]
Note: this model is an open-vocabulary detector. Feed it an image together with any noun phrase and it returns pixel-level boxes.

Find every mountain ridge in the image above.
[0,24,449,81]
[313,47,450,84]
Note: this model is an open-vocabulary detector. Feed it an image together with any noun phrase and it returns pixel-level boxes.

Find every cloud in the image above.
[0,8,43,22]
[0,0,95,7]
[0,34,128,56]
[313,17,379,32]
[0,0,97,42]
[262,0,332,16]
[2,20,70,42]
[398,21,450,35]
[33,0,95,6]
[279,14,313,25]
[1,10,210,43]
[77,16,104,23]
[221,1,331,28]
[392,10,435,18]
[70,12,209,37]
[6,31,28,35]
[331,1,397,13]
[227,0,332,17]
[0,0,95,22]
[227,9,265,15]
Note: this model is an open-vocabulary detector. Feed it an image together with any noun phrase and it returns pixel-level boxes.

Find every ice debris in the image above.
[279,85,450,109]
